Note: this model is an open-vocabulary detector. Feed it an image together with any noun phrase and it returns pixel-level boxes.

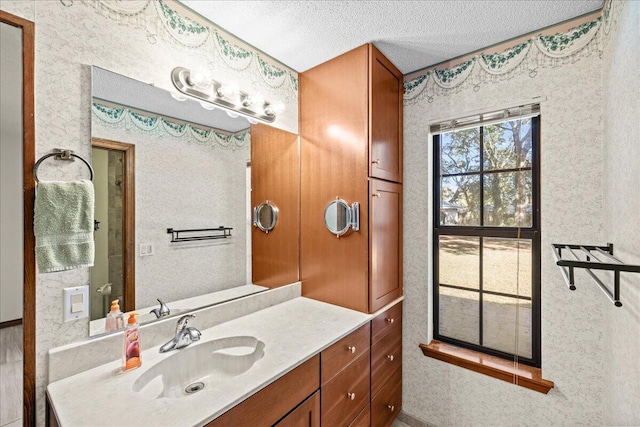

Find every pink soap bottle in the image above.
[123,312,141,371]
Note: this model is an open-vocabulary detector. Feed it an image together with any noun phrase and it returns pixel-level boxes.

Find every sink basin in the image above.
[132,336,265,398]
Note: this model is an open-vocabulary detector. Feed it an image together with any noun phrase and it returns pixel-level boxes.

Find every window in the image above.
[433,111,541,367]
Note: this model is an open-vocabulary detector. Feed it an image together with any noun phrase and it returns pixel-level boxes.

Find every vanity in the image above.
[47,291,403,427]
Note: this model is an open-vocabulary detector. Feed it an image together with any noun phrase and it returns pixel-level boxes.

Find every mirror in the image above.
[253,201,278,233]
[89,66,287,336]
[324,199,360,237]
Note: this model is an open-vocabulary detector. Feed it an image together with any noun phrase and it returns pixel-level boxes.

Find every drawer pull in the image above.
[347,346,356,353]
[372,192,381,198]
[347,392,356,400]
[385,317,394,324]
[387,404,395,412]
[372,159,380,165]
[387,354,394,362]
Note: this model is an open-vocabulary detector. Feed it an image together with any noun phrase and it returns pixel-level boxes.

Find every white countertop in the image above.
[47,297,372,427]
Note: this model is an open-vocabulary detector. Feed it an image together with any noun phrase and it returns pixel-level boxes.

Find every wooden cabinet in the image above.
[251,123,300,288]
[206,356,319,427]
[371,368,402,427]
[275,391,320,427]
[321,323,370,384]
[321,351,370,427]
[350,404,371,427]
[300,43,403,315]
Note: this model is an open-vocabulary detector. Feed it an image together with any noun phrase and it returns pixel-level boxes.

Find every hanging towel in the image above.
[34,180,95,273]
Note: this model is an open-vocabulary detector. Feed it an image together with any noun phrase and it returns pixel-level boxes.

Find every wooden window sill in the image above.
[419,340,554,394]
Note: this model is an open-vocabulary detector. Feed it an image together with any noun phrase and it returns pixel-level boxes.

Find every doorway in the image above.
[0,9,35,427]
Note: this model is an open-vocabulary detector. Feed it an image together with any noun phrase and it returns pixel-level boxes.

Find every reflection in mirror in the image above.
[89,66,273,336]
[253,201,278,233]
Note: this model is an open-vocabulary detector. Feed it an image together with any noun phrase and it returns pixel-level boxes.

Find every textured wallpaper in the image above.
[0,0,297,424]
[601,1,640,425]
[400,5,632,426]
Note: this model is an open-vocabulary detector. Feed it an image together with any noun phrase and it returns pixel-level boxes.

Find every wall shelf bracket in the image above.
[551,243,640,307]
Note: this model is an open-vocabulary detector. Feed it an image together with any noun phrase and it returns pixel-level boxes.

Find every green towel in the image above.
[34,180,95,273]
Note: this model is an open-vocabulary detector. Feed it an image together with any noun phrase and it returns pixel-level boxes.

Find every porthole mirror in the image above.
[324,198,359,237]
[253,200,278,233]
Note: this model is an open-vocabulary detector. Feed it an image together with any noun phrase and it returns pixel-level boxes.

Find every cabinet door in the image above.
[251,123,300,287]
[369,45,403,184]
[275,391,320,427]
[370,179,402,312]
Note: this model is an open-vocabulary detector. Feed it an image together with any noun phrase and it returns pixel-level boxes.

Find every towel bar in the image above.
[34,149,94,183]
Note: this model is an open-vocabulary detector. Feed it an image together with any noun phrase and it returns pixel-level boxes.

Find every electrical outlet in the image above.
[63,286,89,322]
[139,243,154,256]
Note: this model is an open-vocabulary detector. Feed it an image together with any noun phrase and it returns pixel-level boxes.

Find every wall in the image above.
[0,20,24,323]
[401,4,623,425]
[0,1,297,424]
[601,1,640,425]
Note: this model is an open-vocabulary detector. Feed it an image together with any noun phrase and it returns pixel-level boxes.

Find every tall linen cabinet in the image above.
[300,43,403,427]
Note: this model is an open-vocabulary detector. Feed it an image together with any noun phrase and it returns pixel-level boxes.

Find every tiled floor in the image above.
[392,420,412,427]
[0,325,22,427]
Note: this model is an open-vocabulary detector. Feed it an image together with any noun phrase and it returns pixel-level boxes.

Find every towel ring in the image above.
[33,149,94,183]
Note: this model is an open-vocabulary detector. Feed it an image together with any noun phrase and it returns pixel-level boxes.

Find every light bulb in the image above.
[199,101,216,110]
[243,92,265,107]
[188,66,212,88]
[217,81,240,99]
[264,101,285,117]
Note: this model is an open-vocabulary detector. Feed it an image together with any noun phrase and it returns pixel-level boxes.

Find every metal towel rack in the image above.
[167,227,233,243]
[33,149,94,183]
[552,243,640,307]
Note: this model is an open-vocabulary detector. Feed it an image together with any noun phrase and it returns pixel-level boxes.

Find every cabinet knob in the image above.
[385,317,394,324]
[372,193,381,198]
[347,392,356,400]
[347,346,356,353]
[387,354,394,362]
[387,404,395,412]
[372,159,380,165]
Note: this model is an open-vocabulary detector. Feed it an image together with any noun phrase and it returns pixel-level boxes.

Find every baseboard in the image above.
[398,410,434,427]
[0,318,23,329]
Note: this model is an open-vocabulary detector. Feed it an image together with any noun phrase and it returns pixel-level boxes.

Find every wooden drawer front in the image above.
[275,391,320,427]
[207,355,319,427]
[371,301,402,344]
[371,323,401,395]
[349,403,370,427]
[371,368,402,427]
[321,350,371,427]
[321,323,370,384]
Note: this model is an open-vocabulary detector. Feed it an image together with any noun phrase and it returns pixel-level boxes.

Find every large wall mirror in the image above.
[89,66,298,336]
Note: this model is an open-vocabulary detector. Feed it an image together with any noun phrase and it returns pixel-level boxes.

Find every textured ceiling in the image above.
[181,0,603,74]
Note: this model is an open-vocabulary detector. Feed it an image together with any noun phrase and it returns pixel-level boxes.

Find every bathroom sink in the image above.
[132,336,265,399]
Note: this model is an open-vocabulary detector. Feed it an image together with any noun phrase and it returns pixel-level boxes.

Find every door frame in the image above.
[91,138,136,312]
[0,9,36,426]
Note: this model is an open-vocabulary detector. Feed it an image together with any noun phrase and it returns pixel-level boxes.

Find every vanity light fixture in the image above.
[171,66,282,123]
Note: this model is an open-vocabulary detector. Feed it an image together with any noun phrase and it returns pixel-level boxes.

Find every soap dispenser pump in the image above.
[123,312,141,371]
[105,300,124,332]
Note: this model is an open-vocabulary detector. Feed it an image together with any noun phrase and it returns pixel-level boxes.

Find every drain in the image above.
[185,382,205,394]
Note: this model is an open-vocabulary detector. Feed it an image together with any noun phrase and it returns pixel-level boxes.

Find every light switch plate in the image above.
[63,286,89,322]
[139,243,153,256]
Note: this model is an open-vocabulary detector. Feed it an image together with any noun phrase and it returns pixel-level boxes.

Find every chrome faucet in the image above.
[149,298,170,319]
[159,314,201,353]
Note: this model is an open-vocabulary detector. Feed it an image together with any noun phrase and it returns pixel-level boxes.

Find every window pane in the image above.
[441,175,480,226]
[483,119,532,171]
[439,287,479,345]
[440,128,480,175]
[483,171,532,227]
[483,238,532,297]
[483,295,532,359]
[439,236,479,290]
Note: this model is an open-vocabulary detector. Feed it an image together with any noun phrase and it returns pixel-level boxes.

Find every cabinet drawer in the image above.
[371,323,401,395]
[371,368,402,427]
[321,323,370,384]
[371,301,402,344]
[349,403,370,427]
[275,390,320,427]
[207,355,319,427]
[321,350,370,427]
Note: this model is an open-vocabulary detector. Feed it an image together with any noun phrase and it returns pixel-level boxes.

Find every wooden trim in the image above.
[1,10,37,427]
[0,318,23,329]
[419,340,554,394]
[91,138,136,312]
[404,8,603,80]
